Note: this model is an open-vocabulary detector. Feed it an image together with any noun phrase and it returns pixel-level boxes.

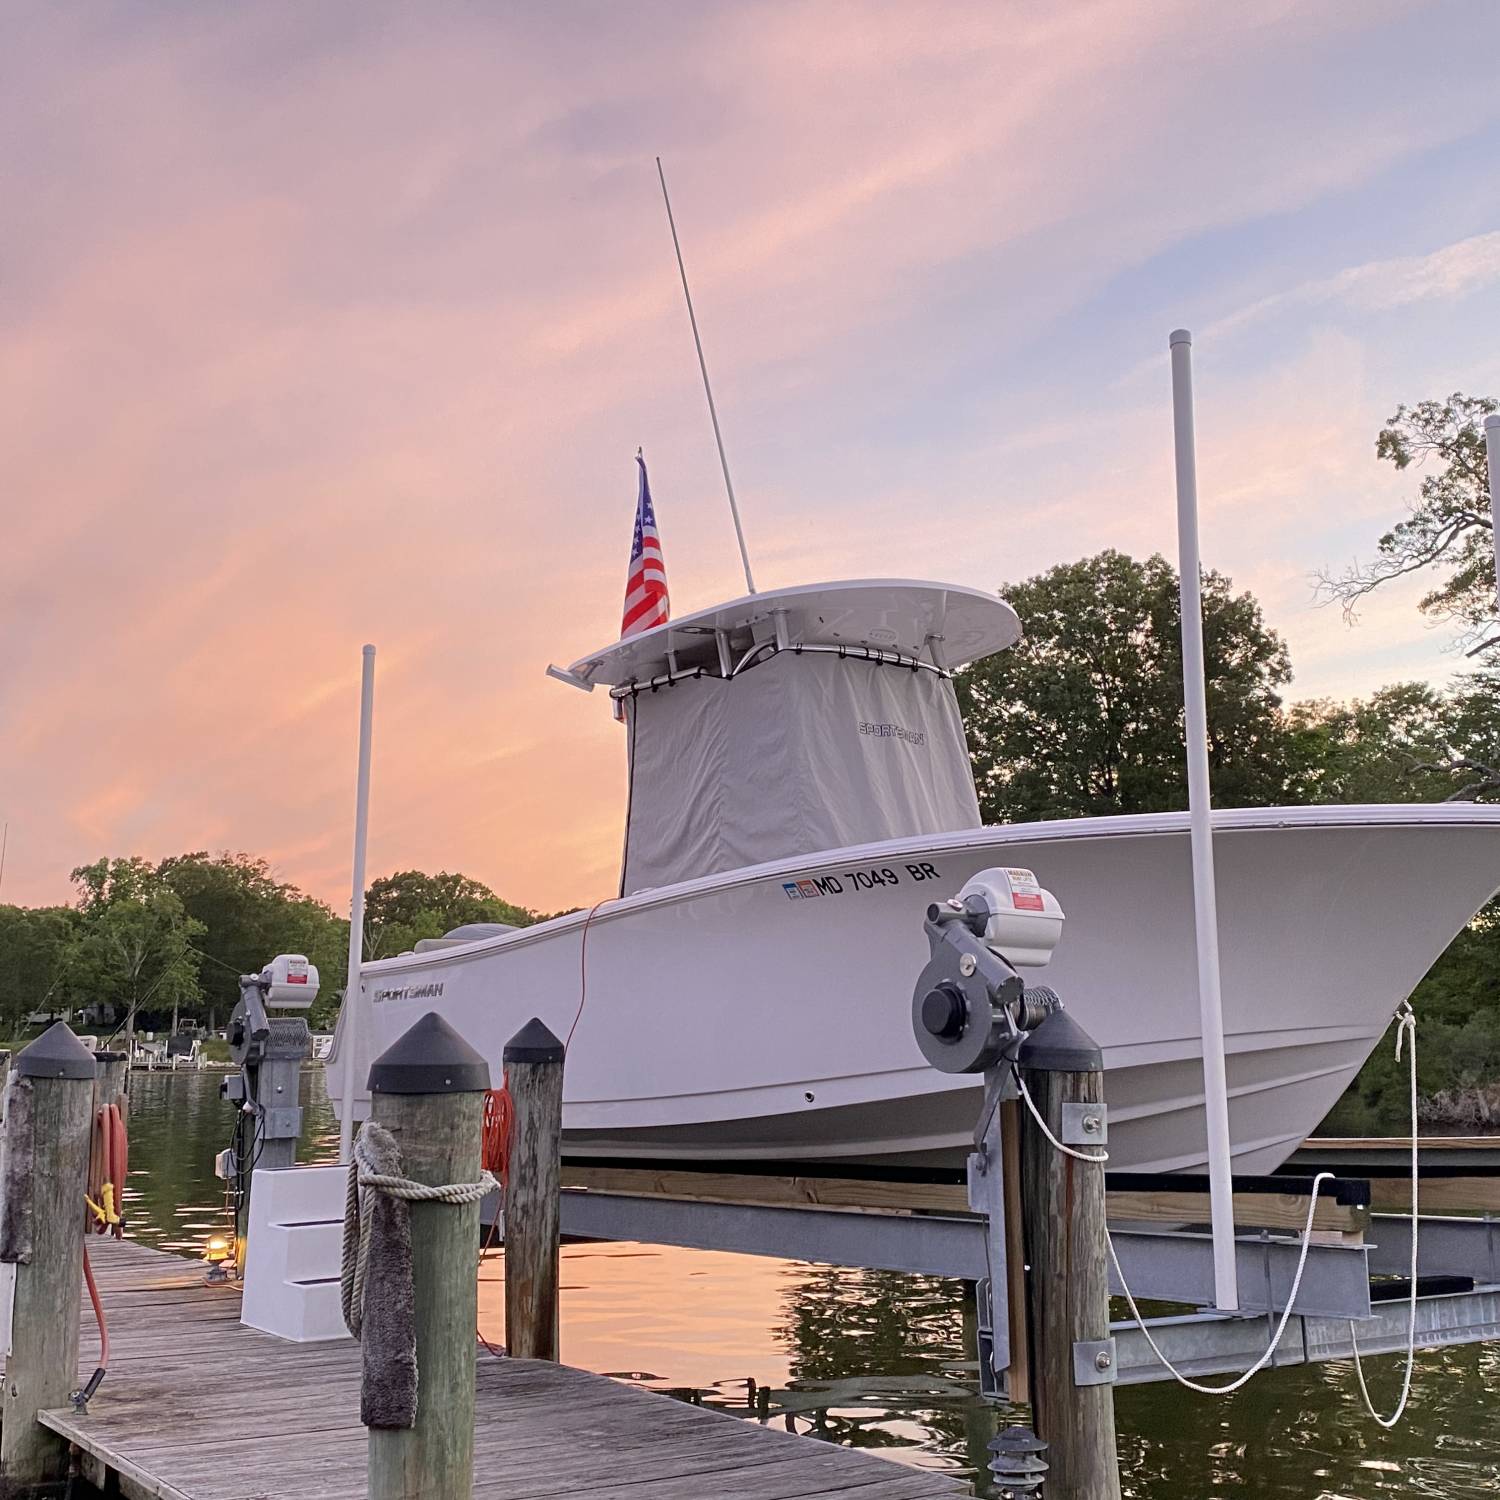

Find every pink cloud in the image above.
[4,1,1499,912]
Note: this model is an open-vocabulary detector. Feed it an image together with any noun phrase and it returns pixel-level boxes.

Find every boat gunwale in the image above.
[359,802,1500,975]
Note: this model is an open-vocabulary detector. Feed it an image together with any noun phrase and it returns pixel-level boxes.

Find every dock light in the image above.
[987,1425,1048,1495]
[202,1234,233,1284]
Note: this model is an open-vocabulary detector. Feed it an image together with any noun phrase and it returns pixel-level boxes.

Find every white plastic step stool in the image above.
[240,1163,350,1342]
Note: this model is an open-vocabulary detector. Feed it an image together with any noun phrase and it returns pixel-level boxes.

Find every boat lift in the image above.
[551,875,1500,1395]
[558,1166,1500,1387]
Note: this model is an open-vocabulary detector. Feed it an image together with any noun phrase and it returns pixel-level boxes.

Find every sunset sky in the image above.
[6,1,1500,916]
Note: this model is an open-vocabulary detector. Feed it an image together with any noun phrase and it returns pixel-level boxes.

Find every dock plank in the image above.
[40,1239,970,1500]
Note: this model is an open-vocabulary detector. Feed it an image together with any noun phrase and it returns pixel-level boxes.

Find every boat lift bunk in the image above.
[554,1162,1500,1388]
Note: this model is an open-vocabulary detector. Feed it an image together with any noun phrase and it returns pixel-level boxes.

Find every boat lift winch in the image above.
[218,955,320,1246]
[909,868,1070,1396]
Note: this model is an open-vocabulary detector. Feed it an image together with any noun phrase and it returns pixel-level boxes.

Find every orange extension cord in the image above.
[77,1099,128,1404]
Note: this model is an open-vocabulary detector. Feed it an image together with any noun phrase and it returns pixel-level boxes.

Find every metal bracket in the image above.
[974,1277,1001,1402]
[1072,1337,1117,1387]
[260,1105,304,1140]
[1061,1101,1107,1146]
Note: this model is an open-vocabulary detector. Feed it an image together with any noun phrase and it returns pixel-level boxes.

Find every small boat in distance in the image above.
[327,578,1500,1174]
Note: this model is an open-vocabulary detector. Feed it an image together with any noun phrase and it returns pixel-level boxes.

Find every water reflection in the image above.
[123,1071,1500,1496]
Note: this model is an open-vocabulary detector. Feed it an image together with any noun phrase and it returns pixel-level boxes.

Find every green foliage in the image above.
[0,905,79,1036]
[62,861,204,1033]
[1322,899,1500,1133]
[1319,393,1499,658]
[363,870,537,959]
[1286,674,1500,805]
[0,857,533,1036]
[956,551,1297,822]
[158,852,346,1023]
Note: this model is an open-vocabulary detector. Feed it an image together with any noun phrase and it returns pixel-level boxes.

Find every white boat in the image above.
[328,579,1500,1174]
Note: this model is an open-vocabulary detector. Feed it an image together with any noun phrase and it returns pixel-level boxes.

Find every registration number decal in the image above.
[782,862,942,899]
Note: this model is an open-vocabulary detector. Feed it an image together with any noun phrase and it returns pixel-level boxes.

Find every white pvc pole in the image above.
[1169,330,1239,1311]
[1484,414,1500,610]
[338,644,376,1166]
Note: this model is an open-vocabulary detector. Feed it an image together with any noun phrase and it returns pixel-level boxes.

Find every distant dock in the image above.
[46,1237,970,1500]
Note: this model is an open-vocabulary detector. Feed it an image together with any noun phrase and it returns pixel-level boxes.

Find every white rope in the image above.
[1016,1062,1332,1393]
[1012,1066,1109,1163]
[1349,1001,1419,1428]
[356,1170,497,1204]
[1108,1171,1334,1394]
[1019,1003,1423,1418]
[341,1121,498,1339]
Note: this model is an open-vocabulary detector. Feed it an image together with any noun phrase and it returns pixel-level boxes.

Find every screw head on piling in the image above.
[14,1020,97,1080]
[367,1011,491,1095]
[988,1424,1049,1495]
[503,1017,565,1065]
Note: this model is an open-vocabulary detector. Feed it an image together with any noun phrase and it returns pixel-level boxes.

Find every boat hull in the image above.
[329,805,1500,1174]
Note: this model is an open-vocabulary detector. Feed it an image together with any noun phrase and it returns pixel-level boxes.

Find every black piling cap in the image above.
[1015,1006,1103,1074]
[367,1011,491,1095]
[15,1021,97,1081]
[504,1017,564,1066]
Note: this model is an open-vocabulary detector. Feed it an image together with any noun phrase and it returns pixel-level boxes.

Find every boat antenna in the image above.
[656,156,757,595]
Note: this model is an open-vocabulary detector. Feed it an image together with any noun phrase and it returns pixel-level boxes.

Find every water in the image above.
[123,1070,1500,1496]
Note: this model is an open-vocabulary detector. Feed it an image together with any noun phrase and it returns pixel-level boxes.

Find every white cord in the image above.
[1018,1003,1421,1414]
[1017,1055,1332,1389]
[1017,1059,1330,1392]
[1012,1066,1109,1163]
[1349,1001,1419,1428]
[1107,1171,1334,1394]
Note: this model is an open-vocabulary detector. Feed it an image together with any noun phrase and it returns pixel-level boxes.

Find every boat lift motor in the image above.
[911,867,1065,1400]
[221,954,320,1177]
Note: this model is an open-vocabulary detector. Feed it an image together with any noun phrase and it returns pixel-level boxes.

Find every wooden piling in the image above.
[1017,1009,1122,1500]
[502,1018,565,1362]
[92,1050,128,1121]
[0,1022,97,1497]
[365,1011,491,1500]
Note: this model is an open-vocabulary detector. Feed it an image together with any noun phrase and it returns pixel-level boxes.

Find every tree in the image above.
[363,871,535,959]
[158,852,346,1025]
[1288,675,1500,1131]
[1285,676,1500,806]
[0,905,79,1037]
[63,862,204,1047]
[1318,393,1498,658]
[956,551,1297,823]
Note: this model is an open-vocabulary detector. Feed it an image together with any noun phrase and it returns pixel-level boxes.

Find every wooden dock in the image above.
[43,1238,971,1500]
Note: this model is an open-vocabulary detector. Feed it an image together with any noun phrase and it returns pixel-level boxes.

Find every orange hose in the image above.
[82,1244,108,1372]
[86,1103,128,1238]
[482,1079,514,1187]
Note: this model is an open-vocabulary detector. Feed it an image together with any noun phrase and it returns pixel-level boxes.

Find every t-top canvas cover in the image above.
[621,650,982,894]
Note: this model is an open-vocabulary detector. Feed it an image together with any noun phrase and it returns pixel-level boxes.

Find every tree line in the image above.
[0,860,546,1043]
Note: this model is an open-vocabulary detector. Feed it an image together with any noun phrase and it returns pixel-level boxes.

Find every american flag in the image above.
[621,452,669,638]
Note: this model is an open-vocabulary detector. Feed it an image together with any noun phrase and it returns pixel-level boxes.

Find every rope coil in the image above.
[341,1121,498,1339]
